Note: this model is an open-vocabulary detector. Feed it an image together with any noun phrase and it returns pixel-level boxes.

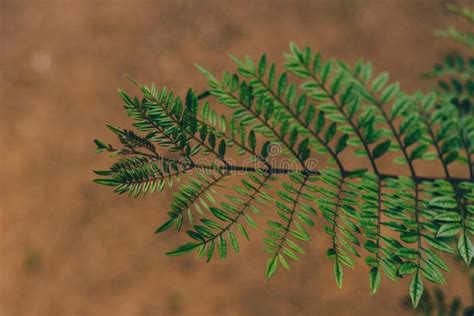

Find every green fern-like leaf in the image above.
[93,37,473,308]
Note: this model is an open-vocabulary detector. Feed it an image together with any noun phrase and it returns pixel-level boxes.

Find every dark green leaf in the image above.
[155,217,176,233]
[166,243,197,256]
[218,140,227,157]
[372,140,391,159]
[335,134,349,155]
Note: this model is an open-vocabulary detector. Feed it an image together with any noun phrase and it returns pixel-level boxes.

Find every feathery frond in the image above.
[93,9,473,307]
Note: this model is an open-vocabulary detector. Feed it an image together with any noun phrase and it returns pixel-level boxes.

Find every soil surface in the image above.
[1,0,472,315]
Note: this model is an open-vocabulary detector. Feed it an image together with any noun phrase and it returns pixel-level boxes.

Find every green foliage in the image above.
[404,288,466,316]
[93,7,474,308]
[403,258,474,316]
[434,3,474,49]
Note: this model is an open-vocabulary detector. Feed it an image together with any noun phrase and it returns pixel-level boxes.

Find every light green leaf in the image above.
[372,140,391,159]
[266,256,278,279]
[429,196,458,209]
[399,261,418,275]
[409,270,423,308]
[334,261,343,289]
[218,236,227,259]
[369,267,381,295]
[437,222,462,237]
[458,232,473,265]
[396,247,419,260]
[228,231,240,253]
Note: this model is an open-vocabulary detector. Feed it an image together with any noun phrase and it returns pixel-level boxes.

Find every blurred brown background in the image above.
[0,0,472,315]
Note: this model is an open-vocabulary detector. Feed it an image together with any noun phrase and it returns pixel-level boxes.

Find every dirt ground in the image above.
[0,0,472,315]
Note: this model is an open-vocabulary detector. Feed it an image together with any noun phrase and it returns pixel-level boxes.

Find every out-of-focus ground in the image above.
[0,0,472,315]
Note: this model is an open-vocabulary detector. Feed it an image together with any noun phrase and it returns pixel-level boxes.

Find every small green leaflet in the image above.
[429,196,457,209]
[372,140,391,159]
[369,267,381,294]
[166,243,198,256]
[334,261,343,290]
[409,270,424,308]
[266,256,278,279]
[458,232,473,265]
